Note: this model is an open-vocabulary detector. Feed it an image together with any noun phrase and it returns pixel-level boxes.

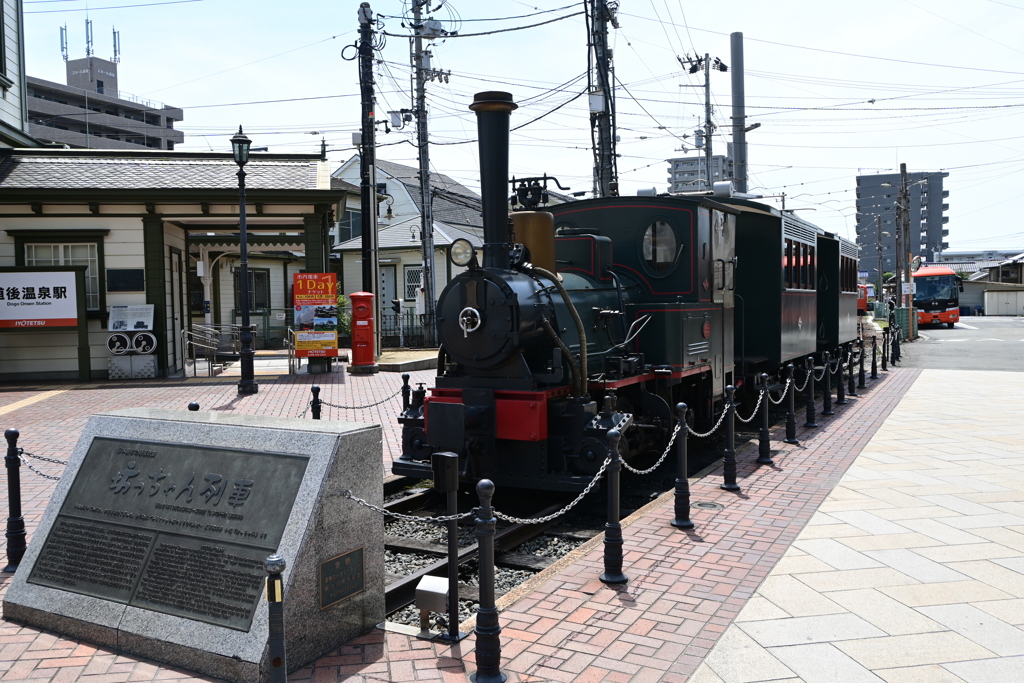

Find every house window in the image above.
[25,243,100,309]
[404,265,423,300]
[339,210,362,242]
[233,269,270,312]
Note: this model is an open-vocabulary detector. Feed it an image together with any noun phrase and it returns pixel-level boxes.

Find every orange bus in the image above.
[913,266,963,328]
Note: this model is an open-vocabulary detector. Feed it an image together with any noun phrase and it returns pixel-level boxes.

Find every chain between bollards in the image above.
[756,374,773,465]
[785,364,799,444]
[600,430,628,585]
[720,386,740,492]
[822,352,834,416]
[671,404,693,530]
[471,479,507,683]
[4,429,26,573]
[265,554,287,683]
[310,386,322,420]
[804,357,817,428]
[871,335,879,379]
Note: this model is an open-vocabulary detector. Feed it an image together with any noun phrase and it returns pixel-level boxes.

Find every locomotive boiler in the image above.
[393,91,741,491]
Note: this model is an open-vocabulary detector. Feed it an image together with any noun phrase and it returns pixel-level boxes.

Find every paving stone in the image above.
[916,604,1024,656]
[737,613,885,647]
[767,642,884,683]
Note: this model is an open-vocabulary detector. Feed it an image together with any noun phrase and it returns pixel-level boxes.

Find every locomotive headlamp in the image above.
[450,238,476,267]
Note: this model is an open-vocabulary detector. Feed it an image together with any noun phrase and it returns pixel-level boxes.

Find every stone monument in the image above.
[3,408,384,682]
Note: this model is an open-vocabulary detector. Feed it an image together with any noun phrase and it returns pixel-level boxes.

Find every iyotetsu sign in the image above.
[0,271,79,328]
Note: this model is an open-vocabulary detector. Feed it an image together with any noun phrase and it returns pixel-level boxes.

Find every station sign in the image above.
[293,273,339,358]
[0,271,79,328]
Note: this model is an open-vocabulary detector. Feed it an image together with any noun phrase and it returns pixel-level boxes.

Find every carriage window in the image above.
[642,220,677,272]
[809,246,816,289]
[784,239,792,288]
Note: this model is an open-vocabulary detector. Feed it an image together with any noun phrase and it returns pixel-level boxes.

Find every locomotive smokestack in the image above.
[469,91,517,269]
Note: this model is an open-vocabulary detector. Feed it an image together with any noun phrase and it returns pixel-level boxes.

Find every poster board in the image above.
[293,273,338,358]
[108,304,155,332]
[0,267,90,381]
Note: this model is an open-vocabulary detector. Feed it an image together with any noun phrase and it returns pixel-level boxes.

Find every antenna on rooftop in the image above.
[85,18,93,56]
[112,27,120,63]
[59,25,68,61]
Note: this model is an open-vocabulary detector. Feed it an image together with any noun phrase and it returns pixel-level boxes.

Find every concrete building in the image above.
[26,57,183,150]
[855,171,949,283]
[0,0,36,147]
[667,143,733,192]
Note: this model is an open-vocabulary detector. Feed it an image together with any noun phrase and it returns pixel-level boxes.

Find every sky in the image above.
[22,0,1024,254]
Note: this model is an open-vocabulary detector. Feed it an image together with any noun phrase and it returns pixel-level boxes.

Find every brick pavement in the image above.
[0,364,917,682]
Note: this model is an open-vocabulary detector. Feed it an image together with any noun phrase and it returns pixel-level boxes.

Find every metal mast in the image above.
[357,2,381,352]
[588,0,618,197]
[899,162,911,309]
[411,0,436,347]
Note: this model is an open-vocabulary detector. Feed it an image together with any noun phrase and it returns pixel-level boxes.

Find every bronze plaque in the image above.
[319,548,364,610]
[28,437,309,631]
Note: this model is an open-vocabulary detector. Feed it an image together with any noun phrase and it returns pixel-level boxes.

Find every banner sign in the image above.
[293,273,338,358]
[0,271,79,328]
[108,304,155,332]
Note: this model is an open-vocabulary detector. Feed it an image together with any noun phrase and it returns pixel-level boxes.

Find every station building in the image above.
[0,147,345,381]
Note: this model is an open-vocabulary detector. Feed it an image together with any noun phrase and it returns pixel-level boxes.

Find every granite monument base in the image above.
[2,409,384,683]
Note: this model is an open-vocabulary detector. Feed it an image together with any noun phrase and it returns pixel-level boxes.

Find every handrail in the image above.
[286,327,298,375]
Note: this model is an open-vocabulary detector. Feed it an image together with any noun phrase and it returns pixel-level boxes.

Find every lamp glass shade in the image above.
[231,126,251,166]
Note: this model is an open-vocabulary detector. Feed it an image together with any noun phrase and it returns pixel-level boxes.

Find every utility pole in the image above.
[411,0,436,347]
[588,0,617,197]
[730,32,747,193]
[900,162,911,309]
[876,215,884,303]
[357,2,381,354]
[704,53,713,191]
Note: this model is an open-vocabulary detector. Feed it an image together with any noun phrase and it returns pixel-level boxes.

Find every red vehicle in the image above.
[913,266,963,328]
[857,284,869,316]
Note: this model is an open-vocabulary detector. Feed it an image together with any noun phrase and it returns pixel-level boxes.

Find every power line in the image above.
[618,13,1024,76]
[26,0,202,12]
[381,11,583,39]
[379,3,579,22]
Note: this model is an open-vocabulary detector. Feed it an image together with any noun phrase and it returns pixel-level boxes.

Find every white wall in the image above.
[0,0,28,144]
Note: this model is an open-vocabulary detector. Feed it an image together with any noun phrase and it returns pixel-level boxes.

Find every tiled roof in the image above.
[348,157,483,227]
[0,152,328,191]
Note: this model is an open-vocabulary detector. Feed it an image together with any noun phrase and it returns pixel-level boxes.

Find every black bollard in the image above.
[804,357,818,428]
[600,430,628,585]
[881,328,888,372]
[784,364,799,445]
[757,373,773,465]
[848,346,858,397]
[892,325,901,365]
[4,429,26,573]
[671,404,694,530]
[822,352,834,416]
[471,479,507,683]
[265,554,288,683]
[836,349,848,405]
[310,385,322,420]
[721,387,741,492]
[401,373,411,412]
[858,339,867,388]
[871,335,879,379]
[187,402,200,412]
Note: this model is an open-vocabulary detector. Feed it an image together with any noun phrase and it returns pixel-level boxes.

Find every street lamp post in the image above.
[232,126,258,396]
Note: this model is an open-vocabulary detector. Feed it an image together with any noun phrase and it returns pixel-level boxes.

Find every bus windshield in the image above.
[914,275,956,302]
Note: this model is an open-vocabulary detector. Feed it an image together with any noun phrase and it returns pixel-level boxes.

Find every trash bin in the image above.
[959,306,971,317]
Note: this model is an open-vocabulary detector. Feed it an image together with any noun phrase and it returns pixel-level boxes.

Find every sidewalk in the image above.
[690,369,1024,683]
[4,366,1018,682]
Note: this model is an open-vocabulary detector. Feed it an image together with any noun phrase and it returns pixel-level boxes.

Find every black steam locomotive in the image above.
[392,91,859,491]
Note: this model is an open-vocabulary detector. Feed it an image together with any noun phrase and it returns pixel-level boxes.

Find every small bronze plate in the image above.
[319,548,364,610]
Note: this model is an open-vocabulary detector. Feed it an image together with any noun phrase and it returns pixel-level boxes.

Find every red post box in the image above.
[349,292,378,374]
